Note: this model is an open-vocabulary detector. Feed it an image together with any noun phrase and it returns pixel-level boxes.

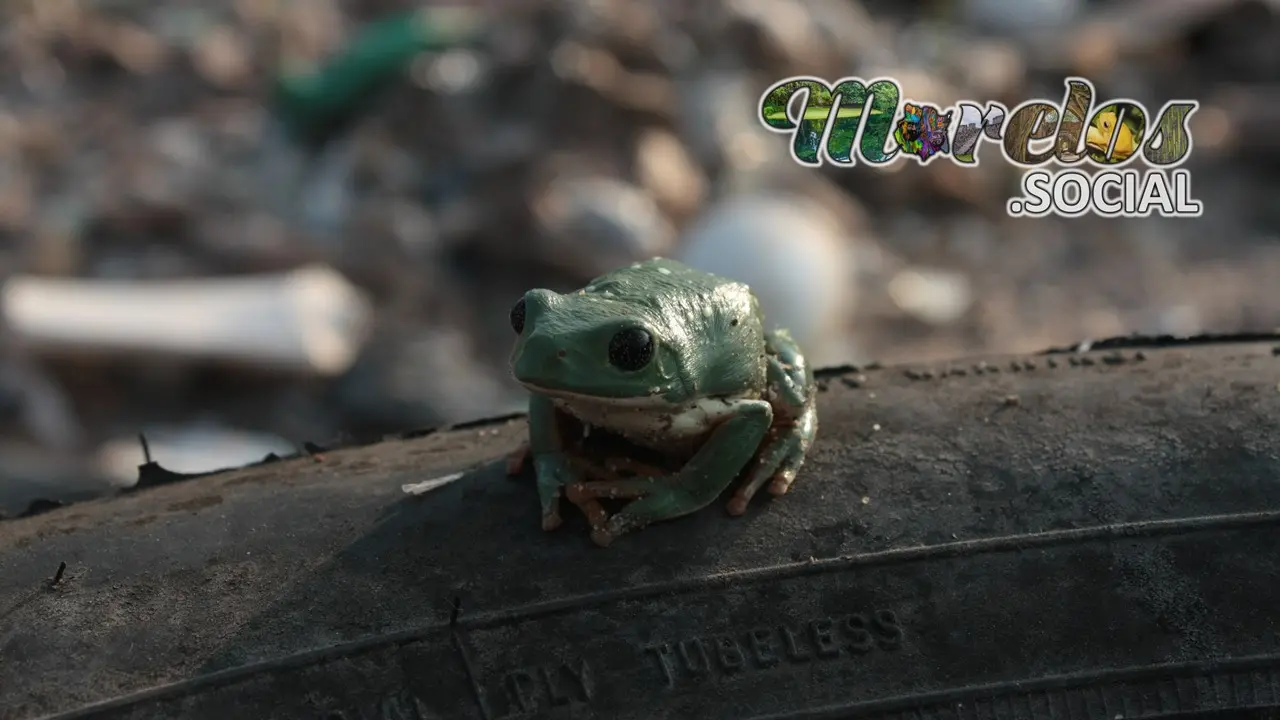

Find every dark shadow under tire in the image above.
[3,339,1280,720]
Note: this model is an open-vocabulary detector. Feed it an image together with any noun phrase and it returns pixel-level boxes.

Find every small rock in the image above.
[634,129,706,217]
[957,40,1025,98]
[385,200,439,257]
[678,72,789,176]
[278,0,345,66]
[805,0,896,67]
[233,0,284,27]
[151,119,211,171]
[411,50,488,94]
[962,0,1082,34]
[887,268,974,326]
[193,25,253,89]
[725,0,824,66]
[106,22,169,75]
[534,175,675,276]
[0,165,33,230]
[297,135,359,242]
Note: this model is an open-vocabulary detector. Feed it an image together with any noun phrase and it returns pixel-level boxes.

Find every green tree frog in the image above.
[506,257,818,547]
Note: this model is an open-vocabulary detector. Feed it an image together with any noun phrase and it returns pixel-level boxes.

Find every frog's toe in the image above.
[729,431,800,514]
[565,483,611,528]
[541,507,563,531]
[590,525,617,548]
[767,468,798,496]
[766,444,811,496]
[538,484,565,531]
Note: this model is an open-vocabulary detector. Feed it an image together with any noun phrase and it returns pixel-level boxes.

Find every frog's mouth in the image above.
[518,382,676,407]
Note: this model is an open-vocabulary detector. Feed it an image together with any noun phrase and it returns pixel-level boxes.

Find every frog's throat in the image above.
[518,382,681,408]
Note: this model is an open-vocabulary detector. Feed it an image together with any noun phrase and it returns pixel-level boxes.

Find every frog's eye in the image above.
[510,298,526,334]
[607,328,653,371]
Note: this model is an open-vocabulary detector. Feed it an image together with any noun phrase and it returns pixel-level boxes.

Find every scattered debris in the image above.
[48,561,67,590]
[887,268,974,326]
[402,472,465,496]
[2,266,374,376]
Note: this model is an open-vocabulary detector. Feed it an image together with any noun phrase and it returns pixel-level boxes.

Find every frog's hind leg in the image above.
[726,402,817,515]
[564,472,664,531]
[591,400,775,546]
[727,329,818,516]
[765,402,817,497]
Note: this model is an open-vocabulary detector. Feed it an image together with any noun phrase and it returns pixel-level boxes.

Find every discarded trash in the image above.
[887,268,974,326]
[2,265,374,376]
[274,7,489,149]
[402,472,464,496]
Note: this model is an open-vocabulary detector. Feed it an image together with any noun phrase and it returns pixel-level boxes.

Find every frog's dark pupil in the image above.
[608,328,653,371]
[510,298,526,334]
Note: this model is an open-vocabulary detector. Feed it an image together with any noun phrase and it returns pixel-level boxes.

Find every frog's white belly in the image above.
[554,395,753,450]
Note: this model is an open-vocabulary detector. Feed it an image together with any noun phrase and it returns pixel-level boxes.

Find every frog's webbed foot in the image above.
[565,476,667,544]
[590,400,775,547]
[582,475,708,547]
[728,401,818,516]
[561,456,667,526]
[507,441,568,530]
[565,476,671,547]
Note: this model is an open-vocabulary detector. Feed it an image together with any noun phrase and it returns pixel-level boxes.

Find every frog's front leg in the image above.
[589,400,774,547]
[728,329,818,516]
[524,393,585,531]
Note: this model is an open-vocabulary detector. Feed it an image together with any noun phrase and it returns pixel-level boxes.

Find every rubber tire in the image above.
[3,338,1280,720]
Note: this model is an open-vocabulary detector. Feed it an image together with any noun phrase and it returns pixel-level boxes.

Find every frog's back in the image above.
[585,257,741,304]
[588,257,761,333]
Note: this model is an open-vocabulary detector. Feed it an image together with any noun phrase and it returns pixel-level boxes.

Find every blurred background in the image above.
[0,0,1276,517]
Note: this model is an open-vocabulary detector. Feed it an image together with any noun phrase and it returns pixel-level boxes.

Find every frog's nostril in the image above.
[557,350,567,359]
